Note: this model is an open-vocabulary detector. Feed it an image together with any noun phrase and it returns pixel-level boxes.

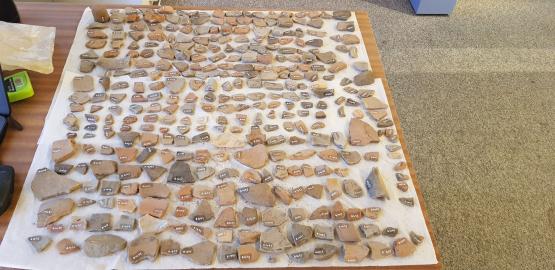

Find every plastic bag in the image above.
[0,21,56,74]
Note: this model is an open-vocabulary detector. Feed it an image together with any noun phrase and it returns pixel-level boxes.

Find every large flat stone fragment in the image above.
[31,168,81,201]
[83,234,127,257]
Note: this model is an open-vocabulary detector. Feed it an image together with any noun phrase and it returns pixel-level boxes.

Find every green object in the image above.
[4,71,34,103]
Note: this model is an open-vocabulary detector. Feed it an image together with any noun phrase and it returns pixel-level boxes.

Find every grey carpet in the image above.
[163,1,555,269]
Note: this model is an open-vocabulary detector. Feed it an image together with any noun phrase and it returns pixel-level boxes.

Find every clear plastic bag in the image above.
[0,21,56,74]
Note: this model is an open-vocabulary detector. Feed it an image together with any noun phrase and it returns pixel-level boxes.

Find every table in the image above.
[0,3,441,269]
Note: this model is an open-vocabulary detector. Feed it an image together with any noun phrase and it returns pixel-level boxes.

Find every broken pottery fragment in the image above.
[359,224,381,238]
[326,178,343,199]
[128,233,160,264]
[160,239,181,256]
[189,200,214,223]
[118,165,142,180]
[37,198,74,227]
[212,133,246,148]
[261,208,288,227]
[313,244,338,261]
[115,215,136,231]
[234,144,268,169]
[136,147,156,163]
[314,224,334,241]
[340,150,362,165]
[51,139,76,163]
[349,118,379,145]
[90,160,117,180]
[310,206,331,220]
[139,214,168,234]
[393,237,417,257]
[399,197,415,207]
[287,223,313,246]
[362,96,388,111]
[87,213,111,232]
[238,244,260,263]
[73,75,94,92]
[238,183,275,207]
[216,229,233,243]
[305,184,324,199]
[193,184,214,200]
[353,71,375,86]
[342,243,369,263]
[139,197,169,218]
[410,231,425,245]
[365,167,389,200]
[218,244,238,263]
[115,147,137,163]
[318,149,340,162]
[288,207,308,222]
[273,186,292,205]
[195,166,216,181]
[216,182,237,206]
[99,180,120,196]
[56,238,80,255]
[368,241,393,260]
[143,165,167,181]
[343,179,364,198]
[167,160,195,184]
[238,230,260,244]
[139,183,170,198]
[182,241,217,265]
[335,222,361,242]
[259,228,292,253]
[240,207,259,226]
[289,149,316,160]
[214,207,239,228]
[28,235,52,252]
[382,227,399,237]
[288,251,313,264]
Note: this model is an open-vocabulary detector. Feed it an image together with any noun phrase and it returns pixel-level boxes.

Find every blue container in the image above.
[410,0,457,15]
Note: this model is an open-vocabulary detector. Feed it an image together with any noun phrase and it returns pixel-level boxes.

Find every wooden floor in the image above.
[0,3,440,269]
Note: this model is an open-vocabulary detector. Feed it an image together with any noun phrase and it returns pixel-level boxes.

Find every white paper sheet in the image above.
[0,8,437,269]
